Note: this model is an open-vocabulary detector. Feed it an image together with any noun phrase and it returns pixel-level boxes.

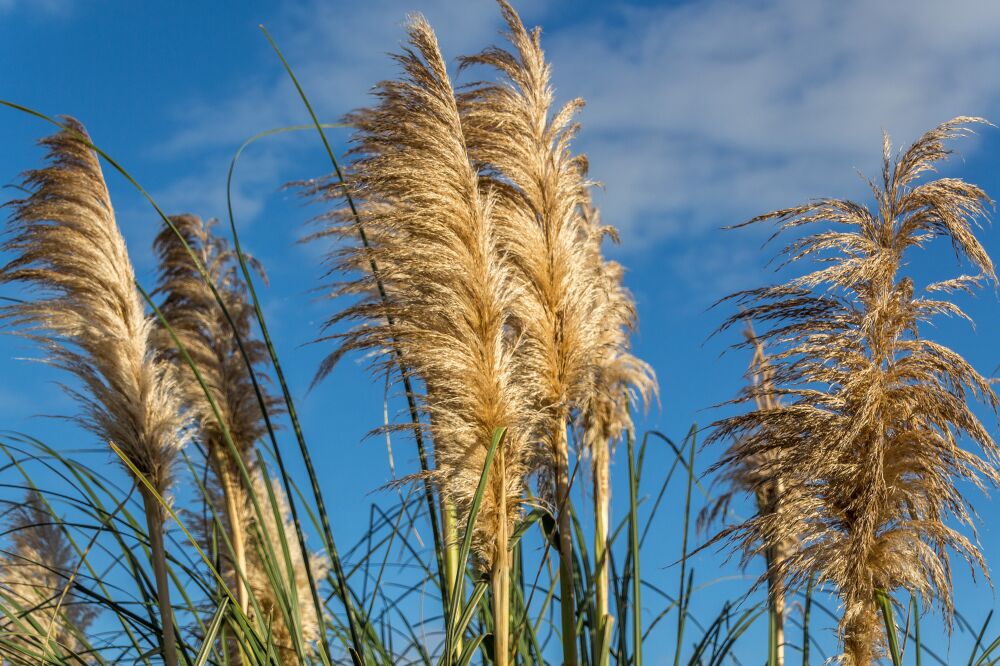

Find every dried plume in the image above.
[153,213,278,622]
[153,213,274,474]
[1,119,187,498]
[702,323,792,666]
[0,490,97,661]
[576,209,657,648]
[246,470,327,664]
[312,15,539,576]
[1,119,186,665]
[460,0,608,438]
[710,117,999,665]
[458,5,622,658]
[577,208,657,458]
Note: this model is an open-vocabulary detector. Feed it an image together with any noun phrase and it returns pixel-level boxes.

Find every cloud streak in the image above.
[155,0,1000,274]
[542,0,1000,245]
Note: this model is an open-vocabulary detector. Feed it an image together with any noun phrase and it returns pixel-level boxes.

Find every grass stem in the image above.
[141,487,178,666]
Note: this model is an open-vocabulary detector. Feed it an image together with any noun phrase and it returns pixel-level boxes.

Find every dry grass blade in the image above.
[710,117,999,666]
[1,119,187,665]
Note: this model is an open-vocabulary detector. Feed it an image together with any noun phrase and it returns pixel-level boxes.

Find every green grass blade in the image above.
[970,611,994,666]
[193,599,229,666]
[802,576,813,666]
[877,589,902,666]
[626,429,642,666]
[673,425,697,666]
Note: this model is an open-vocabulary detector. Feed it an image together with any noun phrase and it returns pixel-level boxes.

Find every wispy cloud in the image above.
[543,0,1000,246]
[0,0,73,16]
[153,0,1000,282]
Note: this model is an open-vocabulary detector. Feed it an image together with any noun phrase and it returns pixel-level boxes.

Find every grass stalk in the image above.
[626,429,642,666]
[765,541,784,666]
[140,487,177,666]
[214,454,249,616]
[554,423,578,666]
[443,500,462,654]
[492,449,511,666]
[593,436,613,666]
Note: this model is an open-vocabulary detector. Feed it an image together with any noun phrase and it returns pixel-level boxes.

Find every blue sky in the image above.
[4,0,1000,662]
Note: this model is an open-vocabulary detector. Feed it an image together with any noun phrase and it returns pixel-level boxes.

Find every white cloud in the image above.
[0,0,72,15]
[542,0,1000,246]
[155,0,1000,273]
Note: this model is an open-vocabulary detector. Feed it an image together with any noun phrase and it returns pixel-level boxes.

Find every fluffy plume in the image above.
[578,222,657,456]
[153,213,274,471]
[711,117,999,665]
[461,0,606,431]
[312,14,538,584]
[1,119,186,498]
[574,205,657,646]
[246,470,327,664]
[458,4,624,659]
[0,491,97,662]
[153,213,282,632]
[1,119,187,665]
[702,324,793,666]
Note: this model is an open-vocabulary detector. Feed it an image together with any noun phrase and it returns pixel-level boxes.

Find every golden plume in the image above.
[312,15,540,664]
[152,213,276,618]
[702,323,793,666]
[1,119,186,665]
[0,490,97,662]
[711,117,998,665]
[458,4,620,660]
[580,247,656,650]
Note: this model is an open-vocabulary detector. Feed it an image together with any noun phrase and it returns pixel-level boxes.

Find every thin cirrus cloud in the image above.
[154,0,1000,256]
[543,0,1000,246]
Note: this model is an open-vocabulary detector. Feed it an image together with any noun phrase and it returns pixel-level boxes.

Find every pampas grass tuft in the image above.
[311,14,540,665]
[712,117,999,665]
[0,490,96,662]
[1,119,187,665]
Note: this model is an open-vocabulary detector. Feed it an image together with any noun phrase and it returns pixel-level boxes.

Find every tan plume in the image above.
[1,119,186,665]
[711,117,999,666]
[579,236,657,649]
[2,120,186,498]
[310,15,540,663]
[702,323,792,666]
[458,4,625,661]
[152,213,277,618]
[0,490,97,663]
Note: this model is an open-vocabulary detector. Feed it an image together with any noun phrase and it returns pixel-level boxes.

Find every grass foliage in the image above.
[0,2,999,665]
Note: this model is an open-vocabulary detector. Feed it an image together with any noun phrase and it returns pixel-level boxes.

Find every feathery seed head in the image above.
[152,213,276,460]
[711,117,998,664]
[0,490,97,659]
[314,15,539,569]
[1,120,187,498]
